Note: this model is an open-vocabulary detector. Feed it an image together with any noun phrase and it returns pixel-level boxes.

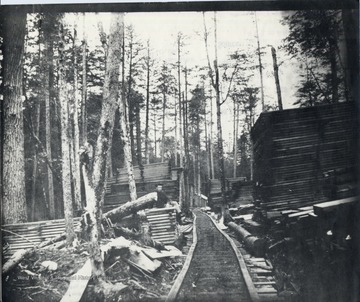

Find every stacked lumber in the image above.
[209,179,223,205]
[145,207,177,245]
[104,162,178,211]
[251,102,357,212]
[2,218,81,256]
[115,162,171,184]
[231,181,254,206]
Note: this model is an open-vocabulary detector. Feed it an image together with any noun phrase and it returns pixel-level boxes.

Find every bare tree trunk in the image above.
[2,8,28,224]
[135,97,143,181]
[177,34,184,207]
[31,98,41,221]
[209,90,215,179]
[81,13,87,145]
[120,21,137,202]
[196,118,201,205]
[203,12,226,207]
[153,110,157,159]
[126,35,137,165]
[233,100,237,178]
[255,12,265,112]
[183,73,191,211]
[84,13,125,289]
[92,13,124,234]
[81,162,105,285]
[59,23,75,246]
[161,93,166,163]
[31,27,42,221]
[329,43,339,103]
[145,41,151,165]
[213,13,227,213]
[271,46,283,110]
[43,14,56,219]
[72,26,82,212]
[204,97,210,180]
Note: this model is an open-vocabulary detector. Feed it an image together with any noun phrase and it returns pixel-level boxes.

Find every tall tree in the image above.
[156,62,175,163]
[58,21,75,245]
[144,40,152,165]
[92,13,124,226]
[81,13,87,145]
[42,13,56,219]
[120,23,137,202]
[188,86,205,205]
[71,25,82,212]
[30,18,42,221]
[203,12,231,218]
[254,12,265,111]
[2,8,28,224]
[124,26,144,166]
[88,12,125,286]
[271,46,283,110]
[176,32,186,208]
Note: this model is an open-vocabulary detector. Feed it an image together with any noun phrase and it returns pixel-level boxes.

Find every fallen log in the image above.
[2,249,31,275]
[103,192,157,222]
[228,222,266,257]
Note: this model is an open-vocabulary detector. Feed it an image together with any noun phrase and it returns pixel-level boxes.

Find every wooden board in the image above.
[313,196,358,215]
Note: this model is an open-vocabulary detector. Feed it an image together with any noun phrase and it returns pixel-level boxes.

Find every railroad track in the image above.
[167,209,260,302]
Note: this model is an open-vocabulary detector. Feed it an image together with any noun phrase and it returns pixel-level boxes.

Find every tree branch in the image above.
[24,116,61,183]
[202,12,215,89]
[221,62,239,106]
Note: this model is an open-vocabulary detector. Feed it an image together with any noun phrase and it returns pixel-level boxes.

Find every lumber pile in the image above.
[116,162,171,184]
[145,207,177,245]
[251,102,357,212]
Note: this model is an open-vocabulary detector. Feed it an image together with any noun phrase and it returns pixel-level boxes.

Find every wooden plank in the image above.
[313,196,358,214]
[254,281,276,285]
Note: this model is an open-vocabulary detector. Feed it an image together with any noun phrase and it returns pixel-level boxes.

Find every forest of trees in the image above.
[1,6,355,254]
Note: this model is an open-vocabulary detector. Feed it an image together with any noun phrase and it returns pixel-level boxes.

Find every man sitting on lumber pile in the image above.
[154,183,182,223]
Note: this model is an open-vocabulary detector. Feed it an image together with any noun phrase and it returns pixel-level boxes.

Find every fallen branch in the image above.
[1,228,37,246]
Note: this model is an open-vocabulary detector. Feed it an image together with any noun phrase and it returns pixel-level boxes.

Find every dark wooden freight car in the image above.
[251,101,358,212]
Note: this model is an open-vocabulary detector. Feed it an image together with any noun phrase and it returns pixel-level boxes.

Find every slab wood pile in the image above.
[251,102,357,212]
[2,218,81,256]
